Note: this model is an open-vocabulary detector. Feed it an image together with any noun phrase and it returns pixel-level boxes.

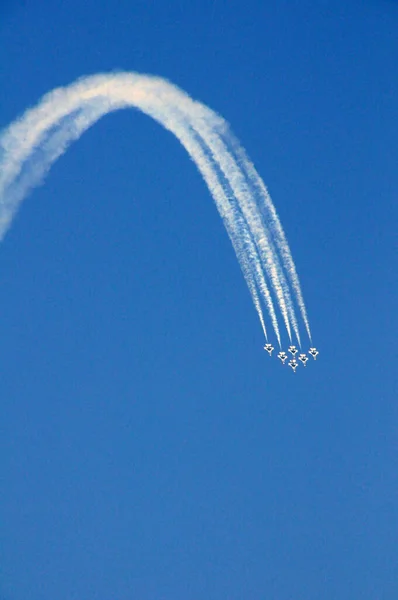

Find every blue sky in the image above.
[1,1,397,598]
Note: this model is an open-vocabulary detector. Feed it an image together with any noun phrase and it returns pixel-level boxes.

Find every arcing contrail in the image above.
[223,132,312,342]
[0,72,312,352]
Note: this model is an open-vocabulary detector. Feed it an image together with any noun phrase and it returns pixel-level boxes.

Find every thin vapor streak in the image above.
[0,72,309,346]
[177,117,282,344]
[223,131,312,342]
[181,114,295,343]
[208,127,302,345]
[153,114,278,342]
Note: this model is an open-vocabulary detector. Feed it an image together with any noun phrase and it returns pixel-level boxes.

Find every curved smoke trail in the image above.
[221,130,312,342]
[0,72,310,347]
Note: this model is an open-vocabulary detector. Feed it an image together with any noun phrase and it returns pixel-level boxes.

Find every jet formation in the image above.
[264,344,319,372]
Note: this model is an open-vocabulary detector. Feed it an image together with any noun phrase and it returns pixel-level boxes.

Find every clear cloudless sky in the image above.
[0,1,397,599]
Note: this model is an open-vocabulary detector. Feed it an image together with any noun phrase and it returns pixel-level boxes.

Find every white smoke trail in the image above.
[196,122,302,345]
[170,116,281,344]
[222,131,312,343]
[179,114,295,344]
[188,130,281,346]
[0,72,309,346]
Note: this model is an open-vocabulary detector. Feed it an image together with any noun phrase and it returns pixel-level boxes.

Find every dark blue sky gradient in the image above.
[1,1,398,599]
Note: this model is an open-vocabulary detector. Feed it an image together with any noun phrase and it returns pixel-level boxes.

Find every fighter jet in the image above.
[278,351,288,365]
[264,343,274,356]
[288,359,298,373]
[309,347,319,360]
[288,345,298,357]
[298,353,308,367]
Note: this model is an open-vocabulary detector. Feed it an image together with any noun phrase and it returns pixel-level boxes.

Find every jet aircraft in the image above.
[309,347,319,360]
[298,353,308,366]
[288,345,298,357]
[278,351,288,364]
[264,343,274,356]
[288,359,298,373]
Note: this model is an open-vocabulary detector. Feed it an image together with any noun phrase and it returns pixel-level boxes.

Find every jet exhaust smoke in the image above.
[0,72,313,351]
